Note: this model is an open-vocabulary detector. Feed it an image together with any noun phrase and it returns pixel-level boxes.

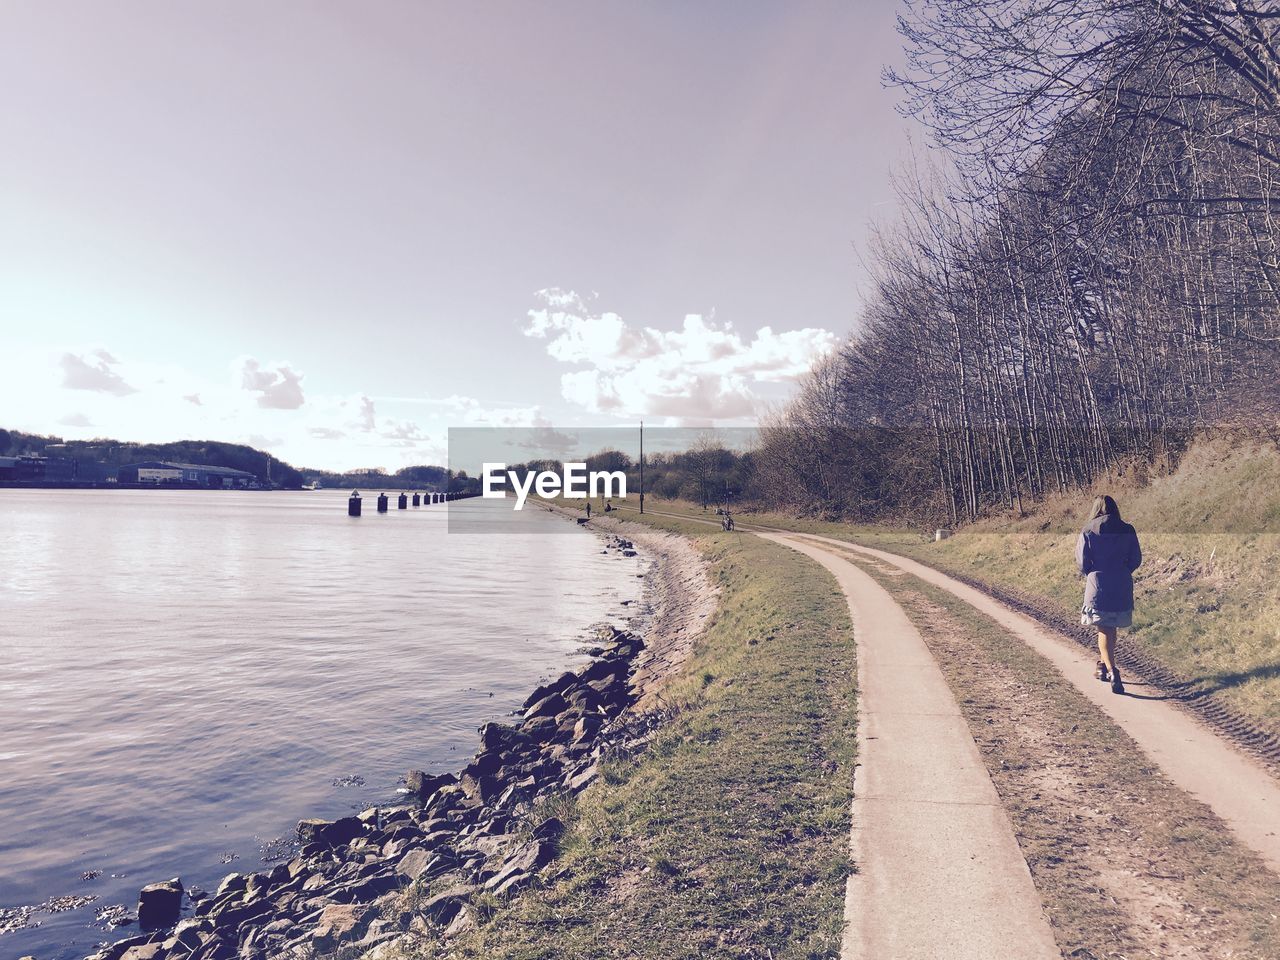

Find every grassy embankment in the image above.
[389,513,857,960]
[627,438,1280,743]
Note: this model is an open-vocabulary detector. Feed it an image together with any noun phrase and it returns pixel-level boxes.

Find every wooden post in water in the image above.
[398,493,408,510]
[348,491,362,516]
[412,493,420,507]
[377,493,389,513]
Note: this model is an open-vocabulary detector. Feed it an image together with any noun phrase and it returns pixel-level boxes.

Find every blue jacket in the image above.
[1076,514,1142,612]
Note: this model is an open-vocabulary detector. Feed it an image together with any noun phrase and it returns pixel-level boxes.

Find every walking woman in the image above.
[1076,495,1142,694]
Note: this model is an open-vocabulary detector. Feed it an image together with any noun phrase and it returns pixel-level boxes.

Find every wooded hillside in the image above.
[757,0,1280,524]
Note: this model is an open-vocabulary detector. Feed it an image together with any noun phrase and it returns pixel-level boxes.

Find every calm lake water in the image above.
[0,489,645,959]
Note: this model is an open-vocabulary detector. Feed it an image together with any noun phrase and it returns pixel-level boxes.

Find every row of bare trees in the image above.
[757,0,1280,524]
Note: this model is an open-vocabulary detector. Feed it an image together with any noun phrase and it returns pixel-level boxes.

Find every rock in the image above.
[331,869,400,903]
[362,935,418,960]
[443,904,476,938]
[301,872,328,892]
[465,752,503,778]
[384,821,425,843]
[564,685,606,712]
[243,872,271,900]
[521,671,577,709]
[520,715,559,740]
[494,783,529,811]
[395,848,433,882]
[586,672,627,698]
[311,902,371,950]
[119,945,164,960]
[483,840,554,895]
[459,769,503,803]
[565,763,599,794]
[523,691,569,721]
[405,770,457,803]
[419,885,475,926]
[421,828,456,849]
[208,897,272,932]
[188,932,235,960]
[296,815,363,847]
[137,877,183,931]
[573,715,603,743]
[478,722,522,753]
[166,917,211,951]
[87,933,150,960]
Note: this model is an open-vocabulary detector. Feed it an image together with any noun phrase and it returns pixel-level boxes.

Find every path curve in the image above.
[792,531,1280,876]
[758,532,1061,960]
[615,504,1280,875]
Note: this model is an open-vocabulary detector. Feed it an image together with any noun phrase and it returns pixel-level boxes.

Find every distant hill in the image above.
[0,427,468,491]
[0,428,307,488]
[301,463,457,491]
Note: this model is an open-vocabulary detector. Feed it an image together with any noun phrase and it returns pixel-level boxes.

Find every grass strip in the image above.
[393,521,857,960]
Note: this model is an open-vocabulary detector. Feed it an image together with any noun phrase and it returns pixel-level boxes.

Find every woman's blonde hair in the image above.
[1089,494,1121,521]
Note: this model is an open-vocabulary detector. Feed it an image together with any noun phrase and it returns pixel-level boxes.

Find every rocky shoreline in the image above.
[78,520,713,960]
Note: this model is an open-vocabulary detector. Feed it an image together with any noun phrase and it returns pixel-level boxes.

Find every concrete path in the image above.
[758,532,1061,960]
[791,532,1280,877]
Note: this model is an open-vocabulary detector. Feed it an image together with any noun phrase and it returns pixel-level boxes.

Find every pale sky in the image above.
[0,1,916,471]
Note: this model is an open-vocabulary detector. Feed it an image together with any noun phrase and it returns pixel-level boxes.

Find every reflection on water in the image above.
[0,489,643,959]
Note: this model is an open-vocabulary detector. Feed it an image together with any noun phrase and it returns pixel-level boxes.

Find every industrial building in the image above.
[0,455,79,483]
[117,461,260,488]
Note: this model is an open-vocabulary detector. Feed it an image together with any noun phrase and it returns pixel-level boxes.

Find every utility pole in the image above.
[639,420,645,515]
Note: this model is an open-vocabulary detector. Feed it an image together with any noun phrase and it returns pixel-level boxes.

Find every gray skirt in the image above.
[1081,605,1132,628]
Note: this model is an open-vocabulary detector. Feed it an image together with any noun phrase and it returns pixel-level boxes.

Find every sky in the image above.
[0,1,917,472]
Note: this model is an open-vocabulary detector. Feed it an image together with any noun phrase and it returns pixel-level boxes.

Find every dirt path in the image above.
[759,532,1061,960]
[791,532,1280,878]
[618,506,1280,871]
[852,556,1280,958]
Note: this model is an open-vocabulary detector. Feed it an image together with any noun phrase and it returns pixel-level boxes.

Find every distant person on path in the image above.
[1076,495,1142,694]
[586,501,592,519]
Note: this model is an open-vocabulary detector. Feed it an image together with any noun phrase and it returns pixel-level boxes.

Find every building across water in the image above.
[0,454,80,483]
[117,461,261,488]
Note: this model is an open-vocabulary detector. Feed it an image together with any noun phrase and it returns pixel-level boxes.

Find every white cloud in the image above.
[379,418,428,447]
[60,350,138,396]
[524,289,834,421]
[0,345,465,473]
[237,357,305,409]
[354,395,376,431]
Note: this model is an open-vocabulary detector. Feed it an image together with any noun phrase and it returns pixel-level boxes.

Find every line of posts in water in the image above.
[346,490,477,516]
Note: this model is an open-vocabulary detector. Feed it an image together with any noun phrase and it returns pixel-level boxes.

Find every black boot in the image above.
[1110,668,1124,695]
[1095,660,1110,682]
